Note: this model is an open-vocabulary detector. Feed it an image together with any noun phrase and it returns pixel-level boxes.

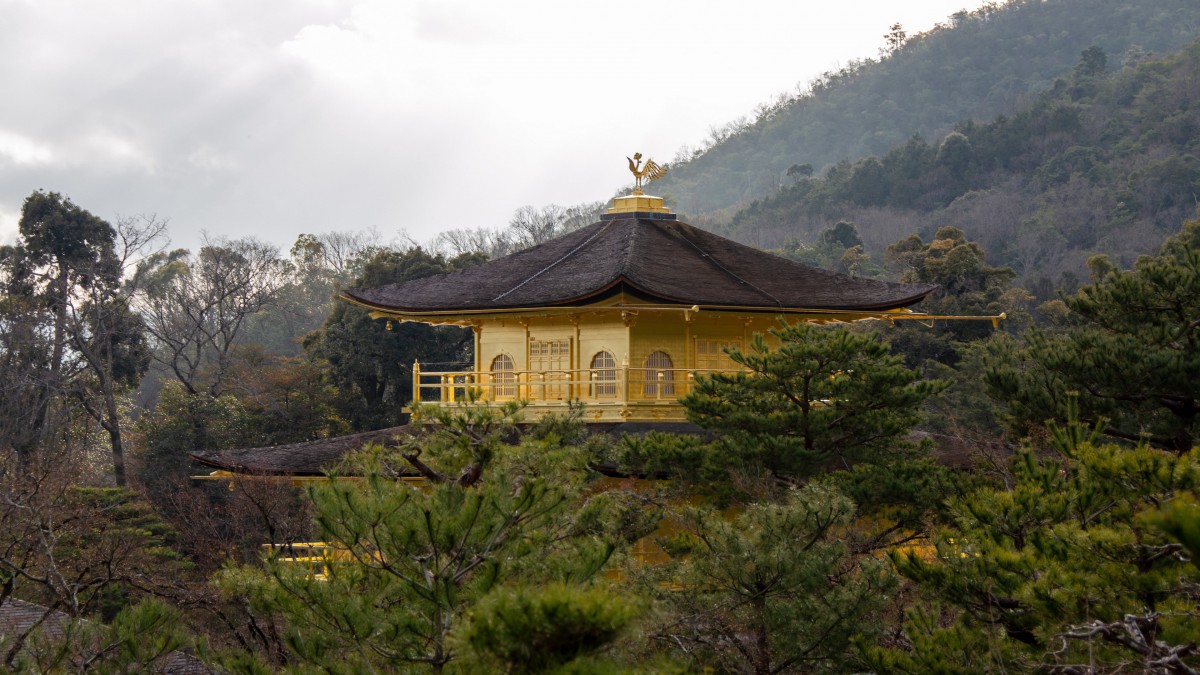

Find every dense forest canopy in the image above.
[728,37,1200,291]
[654,0,1200,220]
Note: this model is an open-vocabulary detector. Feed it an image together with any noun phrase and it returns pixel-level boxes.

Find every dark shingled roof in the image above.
[0,598,66,640]
[0,598,210,674]
[190,426,416,476]
[345,217,935,312]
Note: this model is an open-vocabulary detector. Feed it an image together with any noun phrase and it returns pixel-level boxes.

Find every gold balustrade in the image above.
[411,365,749,406]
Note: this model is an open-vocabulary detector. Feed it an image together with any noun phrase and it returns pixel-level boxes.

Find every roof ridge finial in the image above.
[627,152,667,196]
[605,152,675,220]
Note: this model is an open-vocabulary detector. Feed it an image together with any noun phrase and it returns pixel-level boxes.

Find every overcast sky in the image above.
[0,0,990,253]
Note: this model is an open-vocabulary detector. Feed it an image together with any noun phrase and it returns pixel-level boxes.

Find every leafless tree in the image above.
[434,202,605,260]
[133,235,289,396]
[0,445,195,669]
[433,226,510,259]
[290,229,381,280]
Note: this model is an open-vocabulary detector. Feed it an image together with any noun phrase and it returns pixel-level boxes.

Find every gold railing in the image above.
[412,365,745,406]
[264,542,337,580]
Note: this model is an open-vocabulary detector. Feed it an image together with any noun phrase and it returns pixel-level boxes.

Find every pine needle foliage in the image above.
[218,402,641,673]
[642,483,894,674]
[987,213,1200,452]
[682,321,945,479]
[874,406,1200,672]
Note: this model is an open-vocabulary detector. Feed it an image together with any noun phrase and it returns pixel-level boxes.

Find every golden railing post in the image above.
[621,358,630,404]
[413,360,421,404]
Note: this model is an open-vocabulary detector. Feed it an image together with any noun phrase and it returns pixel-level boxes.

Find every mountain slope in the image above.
[725,38,1200,290]
[654,0,1200,219]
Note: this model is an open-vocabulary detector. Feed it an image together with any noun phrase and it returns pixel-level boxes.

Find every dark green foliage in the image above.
[885,226,1018,366]
[821,220,863,249]
[0,192,129,464]
[683,321,944,480]
[986,213,1200,451]
[10,599,193,674]
[303,248,480,430]
[772,221,882,278]
[644,483,895,674]
[875,413,1200,671]
[220,403,634,673]
[724,37,1200,290]
[135,381,259,495]
[12,191,119,292]
[457,584,640,673]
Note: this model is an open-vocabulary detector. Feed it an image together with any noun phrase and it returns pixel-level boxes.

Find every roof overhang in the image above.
[341,291,1002,328]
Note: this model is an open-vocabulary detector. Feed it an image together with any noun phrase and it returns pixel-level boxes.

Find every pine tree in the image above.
[987,212,1200,452]
[682,321,944,480]
[643,482,895,674]
[874,407,1200,672]
[218,403,646,673]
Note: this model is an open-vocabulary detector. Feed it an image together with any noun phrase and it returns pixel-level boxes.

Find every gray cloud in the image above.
[1,0,988,252]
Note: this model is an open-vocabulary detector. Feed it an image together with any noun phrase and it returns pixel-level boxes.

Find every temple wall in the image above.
[629,313,689,373]
[478,319,528,371]
[573,314,630,372]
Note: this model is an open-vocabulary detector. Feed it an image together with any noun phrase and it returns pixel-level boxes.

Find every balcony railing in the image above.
[412,364,745,406]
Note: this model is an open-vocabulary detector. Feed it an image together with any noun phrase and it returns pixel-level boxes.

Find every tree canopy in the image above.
[682,321,944,480]
[987,212,1200,452]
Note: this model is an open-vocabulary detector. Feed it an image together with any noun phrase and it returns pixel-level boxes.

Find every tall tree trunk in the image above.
[103,386,127,488]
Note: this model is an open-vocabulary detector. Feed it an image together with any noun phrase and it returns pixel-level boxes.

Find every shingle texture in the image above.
[190,426,416,476]
[345,218,935,312]
[0,598,209,673]
[0,598,66,640]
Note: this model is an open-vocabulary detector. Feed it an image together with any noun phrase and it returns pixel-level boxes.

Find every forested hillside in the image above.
[727,38,1200,291]
[655,0,1200,219]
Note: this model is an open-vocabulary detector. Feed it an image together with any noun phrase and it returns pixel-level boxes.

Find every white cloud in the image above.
[0,130,55,166]
[0,201,19,245]
[79,129,156,172]
[186,145,236,172]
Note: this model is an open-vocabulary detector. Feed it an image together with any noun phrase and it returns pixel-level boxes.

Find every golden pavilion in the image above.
[193,156,998,477]
[342,199,937,424]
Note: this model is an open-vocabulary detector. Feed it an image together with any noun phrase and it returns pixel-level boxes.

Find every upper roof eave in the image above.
[342,218,938,314]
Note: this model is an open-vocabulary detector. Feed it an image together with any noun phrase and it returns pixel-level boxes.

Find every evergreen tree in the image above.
[0,192,155,484]
[885,226,1018,366]
[219,403,645,673]
[682,321,944,480]
[987,213,1200,452]
[874,408,1200,672]
[644,483,894,674]
[303,248,483,430]
[456,583,640,673]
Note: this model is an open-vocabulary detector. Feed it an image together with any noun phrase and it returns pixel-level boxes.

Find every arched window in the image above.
[643,351,675,397]
[590,350,617,398]
[490,354,515,399]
